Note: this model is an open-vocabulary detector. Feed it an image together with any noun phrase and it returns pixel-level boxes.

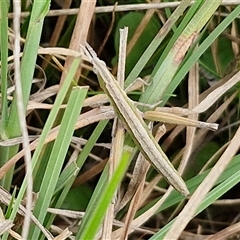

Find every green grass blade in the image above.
[76,148,132,239]
[30,58,81,178]
[6,0,51,138]
[0,0,13,192]
[76,164,109,236]
[139,0,221,107]
[124,0,192,88]
[55,120,109,194]
[162,3,240,104]
[150,0,203,77]
[29,86,88,239]
[0,0,10,134]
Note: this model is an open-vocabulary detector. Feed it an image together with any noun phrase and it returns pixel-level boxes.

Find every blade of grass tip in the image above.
[163,3,240,105]
[150,154,240,240]
[29,86,88,239]
[124,0,192,88]
[4,187,17,219]
[139,0,221,108]
[76,147,132,239]
[1,57,82,240]
[143,111,218,130]
[6,0,51,138]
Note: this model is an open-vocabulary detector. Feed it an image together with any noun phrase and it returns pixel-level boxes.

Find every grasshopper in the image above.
[81,43,189,196]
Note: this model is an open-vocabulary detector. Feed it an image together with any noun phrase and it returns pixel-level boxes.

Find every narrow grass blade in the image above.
[150,0,203,78]
[0,0,10,133]
[6,0,51,137]
[29,86,88,239]
[0,1,13,192]
[163,3,240,105]
[125,0,192,88]
[140,0,221,107]
[54,120,109,194]
[76,148,132,239]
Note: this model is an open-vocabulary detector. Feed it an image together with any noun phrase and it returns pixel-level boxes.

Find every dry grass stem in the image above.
[193,70,240,113]
[178,61,199,174]
[101,27,128,240]
[7,1,240,18]
[0,107,115,180]
[60,0,96,85]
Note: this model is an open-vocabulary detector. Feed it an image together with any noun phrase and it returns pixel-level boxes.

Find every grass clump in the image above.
[1,1,240,239]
